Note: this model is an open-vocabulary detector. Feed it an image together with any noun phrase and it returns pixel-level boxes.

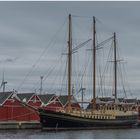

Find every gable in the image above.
[30,95,40,101]
[17,93,35,102]
[28,95,42,104]
[38,94,55,104]
[46,96,63,106]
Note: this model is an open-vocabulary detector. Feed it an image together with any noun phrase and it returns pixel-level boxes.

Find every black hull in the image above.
[39,109,138,130]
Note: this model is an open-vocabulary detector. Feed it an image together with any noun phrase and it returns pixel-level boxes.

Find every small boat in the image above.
[39,14,138,130]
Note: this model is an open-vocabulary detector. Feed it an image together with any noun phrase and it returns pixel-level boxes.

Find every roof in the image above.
[99,97,113,102]
[38,94,55,104]
[124,99,137,103]
[86,103,101,109]
[58,95,68,106]
[17,93,35,102]
[87,97,114,109]
[137,99,140,104]
[0,91,13,105]
[58,95,78,106]
[118,98,125,102]
[98,97,128,103]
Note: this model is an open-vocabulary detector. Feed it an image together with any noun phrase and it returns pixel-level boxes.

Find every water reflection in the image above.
[0,128,140,139]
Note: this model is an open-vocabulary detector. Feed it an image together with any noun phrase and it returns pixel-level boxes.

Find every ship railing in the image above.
[70,110,117,119]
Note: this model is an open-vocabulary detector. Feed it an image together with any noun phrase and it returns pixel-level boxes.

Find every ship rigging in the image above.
[38,14,138,130]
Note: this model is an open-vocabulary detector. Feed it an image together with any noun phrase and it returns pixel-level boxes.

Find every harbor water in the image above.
[0,127,140,139]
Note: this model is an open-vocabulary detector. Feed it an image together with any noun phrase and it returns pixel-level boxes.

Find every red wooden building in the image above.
[16,93,42,121]
[0,91,38,121]
[38,94,81,111]
[17,93,42,108]
[38,94,63,111]
[0,92,81,122]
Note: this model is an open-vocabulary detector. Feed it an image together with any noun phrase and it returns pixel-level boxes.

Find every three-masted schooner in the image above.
[38,14,138,130]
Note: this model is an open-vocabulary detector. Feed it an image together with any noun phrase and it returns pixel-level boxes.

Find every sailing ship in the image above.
[38,14,138,130]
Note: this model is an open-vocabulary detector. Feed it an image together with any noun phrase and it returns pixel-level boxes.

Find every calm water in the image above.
[0,128,140,139]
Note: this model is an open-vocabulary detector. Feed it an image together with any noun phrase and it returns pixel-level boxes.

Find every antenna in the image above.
[40,76,43,94]
[0,71,7,92]
[78,86,86,109]
[72,84,75,95]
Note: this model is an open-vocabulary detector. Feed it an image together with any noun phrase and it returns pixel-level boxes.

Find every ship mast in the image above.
[93,16,96,110]
[67,14,72,111]
[113,32,117,100]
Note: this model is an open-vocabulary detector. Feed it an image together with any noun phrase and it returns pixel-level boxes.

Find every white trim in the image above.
[1,92,13,106]
[55,96,64,107]
[46,96,64,108]
[38,94,56,106]
[13,94,21,101]
[45,95,56,106]
[26,93,36,104]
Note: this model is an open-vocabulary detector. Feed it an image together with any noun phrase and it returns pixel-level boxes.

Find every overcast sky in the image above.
[0,1,140,99]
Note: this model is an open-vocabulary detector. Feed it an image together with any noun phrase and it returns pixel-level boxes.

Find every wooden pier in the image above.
[0,121,41,129]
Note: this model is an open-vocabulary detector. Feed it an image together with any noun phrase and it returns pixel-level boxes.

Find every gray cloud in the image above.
[0,1,140,99]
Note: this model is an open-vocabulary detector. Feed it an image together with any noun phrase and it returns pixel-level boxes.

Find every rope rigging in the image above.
[72,39,92,53]
[16,18,67,92]
[59,58,68,95]
[98,35,131,99]
[14,14,133,104]
[32,54,64,93]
